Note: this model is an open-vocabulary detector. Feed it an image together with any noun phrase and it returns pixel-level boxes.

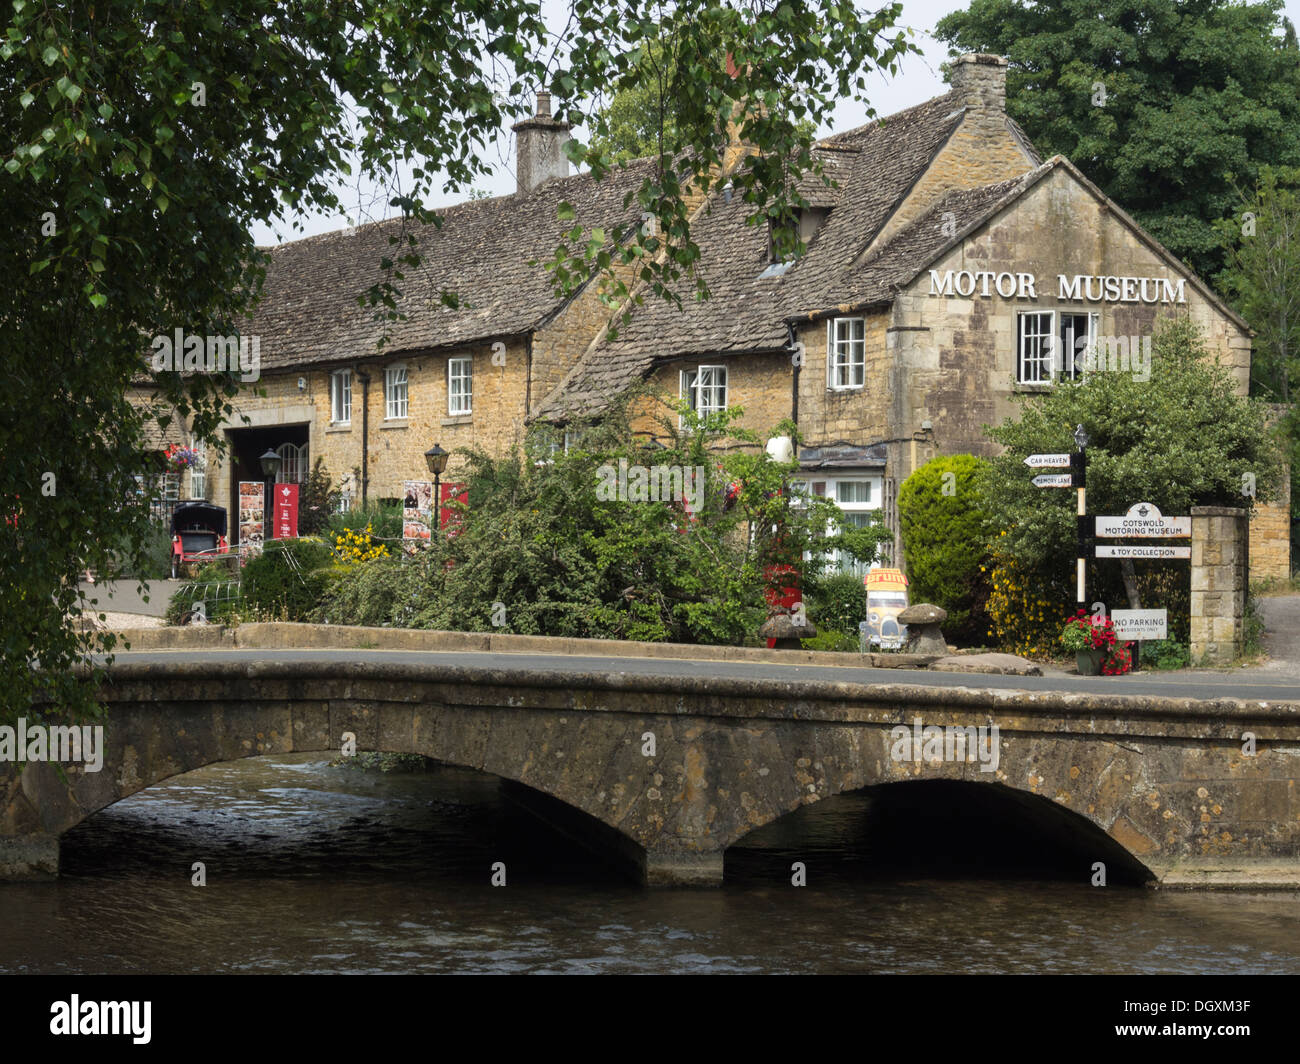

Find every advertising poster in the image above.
[403,479,433,553]
[864,567,910,650]
[237,481,264,561]
[273,483,299,540]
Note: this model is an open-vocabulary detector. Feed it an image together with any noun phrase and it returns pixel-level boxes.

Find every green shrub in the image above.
[803,570,866,635]
[898,454,990,641]
[298,457,341,535]
[325,501,403,549]
[1139,639,1190,670]
[241,537,335,620]
[800,629,858,652]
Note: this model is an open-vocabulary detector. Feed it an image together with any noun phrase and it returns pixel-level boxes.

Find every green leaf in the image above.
[42,45,57,66]
[19,91,34,109]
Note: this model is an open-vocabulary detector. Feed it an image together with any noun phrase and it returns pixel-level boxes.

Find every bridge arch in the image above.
[725,778,1156,885]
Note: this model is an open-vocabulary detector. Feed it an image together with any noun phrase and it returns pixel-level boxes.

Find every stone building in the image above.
[153,58,1289,579]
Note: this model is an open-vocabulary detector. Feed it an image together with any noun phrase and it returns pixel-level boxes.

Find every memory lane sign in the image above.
[1032,474,1073,488]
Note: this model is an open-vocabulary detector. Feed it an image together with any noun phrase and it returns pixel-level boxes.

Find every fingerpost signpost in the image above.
[1024,429,1089,609]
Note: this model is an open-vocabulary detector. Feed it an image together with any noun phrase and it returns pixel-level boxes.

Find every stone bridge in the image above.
[4,652,1300,887]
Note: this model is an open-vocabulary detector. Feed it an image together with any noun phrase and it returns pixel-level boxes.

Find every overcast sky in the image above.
[249,0,1300,247]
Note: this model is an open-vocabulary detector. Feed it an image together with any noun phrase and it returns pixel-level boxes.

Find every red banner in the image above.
[439,482,468,534]
[273,482,299,540]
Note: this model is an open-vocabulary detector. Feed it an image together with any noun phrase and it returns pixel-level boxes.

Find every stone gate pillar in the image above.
[1190,506,1249,664]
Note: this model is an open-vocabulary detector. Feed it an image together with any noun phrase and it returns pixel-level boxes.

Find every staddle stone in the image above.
[897,602,948,655]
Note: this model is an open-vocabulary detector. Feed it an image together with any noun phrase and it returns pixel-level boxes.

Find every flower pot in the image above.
[1076,649,1106,676]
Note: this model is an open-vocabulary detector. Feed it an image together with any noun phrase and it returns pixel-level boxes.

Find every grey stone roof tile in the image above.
[534,92,968,421]
[246,160,656,372]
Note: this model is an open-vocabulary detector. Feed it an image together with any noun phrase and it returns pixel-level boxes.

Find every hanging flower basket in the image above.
[164,444,204,475]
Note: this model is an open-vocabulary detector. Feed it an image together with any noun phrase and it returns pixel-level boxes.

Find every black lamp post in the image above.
[424,443,448,538]
[258,448,281,540]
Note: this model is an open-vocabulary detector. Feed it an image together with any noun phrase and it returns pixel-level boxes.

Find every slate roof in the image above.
[533,91,1000,421]
[246,159,656,372]
[831,167,1045,309]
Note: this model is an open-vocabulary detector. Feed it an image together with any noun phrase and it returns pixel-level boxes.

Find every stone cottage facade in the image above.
[152,56,1290,580]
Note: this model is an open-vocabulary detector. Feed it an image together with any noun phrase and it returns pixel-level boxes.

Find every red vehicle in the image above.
[170,500,230,578]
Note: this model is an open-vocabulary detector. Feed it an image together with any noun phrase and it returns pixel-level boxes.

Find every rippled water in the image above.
[1,754,1297,974]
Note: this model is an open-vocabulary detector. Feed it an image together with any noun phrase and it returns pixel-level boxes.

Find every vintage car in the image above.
[170,500,230,578]
[864,567,910,650]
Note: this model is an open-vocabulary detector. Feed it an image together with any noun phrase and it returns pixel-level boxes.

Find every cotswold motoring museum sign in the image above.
[928,270,1187,304]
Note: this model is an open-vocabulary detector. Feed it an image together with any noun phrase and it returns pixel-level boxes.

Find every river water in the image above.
[1,753,1297,974]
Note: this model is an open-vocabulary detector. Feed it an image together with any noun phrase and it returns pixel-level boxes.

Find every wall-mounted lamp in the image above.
[297,377,306,391]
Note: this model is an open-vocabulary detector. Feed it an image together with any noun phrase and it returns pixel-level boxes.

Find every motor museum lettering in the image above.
[928,270,1187,305]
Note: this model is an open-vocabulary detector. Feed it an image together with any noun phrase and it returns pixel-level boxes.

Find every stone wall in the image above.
[1191,506,1250,664]
[636,350,795,443]
[795,312,892,448]
[205,338,532,513]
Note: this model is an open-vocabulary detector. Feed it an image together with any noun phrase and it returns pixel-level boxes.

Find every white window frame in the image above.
[1017,310,1102,385]
[827,317,866,390]
[188,438,206,499]
[276,442,307,485]
[384,364,408,420]
[330,369,352,425]
[1016,311,1056,385]
[789,477,883,576]
[680,364,728,423]
[1058,311,1100,382]
[828,478,879,578]
[448,357,473,416]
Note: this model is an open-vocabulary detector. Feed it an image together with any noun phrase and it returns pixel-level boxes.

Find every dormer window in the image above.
[762,207,830,278]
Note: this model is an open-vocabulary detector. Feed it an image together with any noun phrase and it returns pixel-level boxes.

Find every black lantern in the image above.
[1073,424,1090,452]
[423,443,449,476]
[258,448,281,541]
[424,443,448,540]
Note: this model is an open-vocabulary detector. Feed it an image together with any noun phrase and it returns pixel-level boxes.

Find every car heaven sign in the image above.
[1095,502,1190,538]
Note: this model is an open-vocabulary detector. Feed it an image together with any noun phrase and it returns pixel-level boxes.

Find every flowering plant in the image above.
[1102,642,1133,676]
[164,444,204,471]
[332,523,389,566]
[1060,610,1133,674]
[1060,610,1118,652]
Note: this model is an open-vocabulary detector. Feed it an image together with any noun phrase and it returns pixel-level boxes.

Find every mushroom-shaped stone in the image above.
[897,602,948,655]
[759,611,817,650]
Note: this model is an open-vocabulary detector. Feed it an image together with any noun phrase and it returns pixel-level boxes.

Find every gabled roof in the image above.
[815,155,1252,332]
[246,160,655,372]
[534,91,974,421]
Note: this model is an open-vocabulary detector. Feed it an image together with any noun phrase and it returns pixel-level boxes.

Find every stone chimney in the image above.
[512,91,572,195]
[950,53,1007,114]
